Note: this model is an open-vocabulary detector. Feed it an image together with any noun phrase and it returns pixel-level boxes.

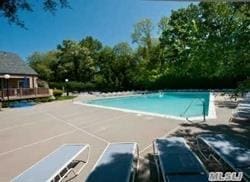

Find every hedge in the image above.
[49,81,95,92]
[49,76,248,92]
[53,89,63,97]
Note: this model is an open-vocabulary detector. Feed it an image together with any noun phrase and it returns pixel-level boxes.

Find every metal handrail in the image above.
[181,100,195,117]
[181,98,206,121]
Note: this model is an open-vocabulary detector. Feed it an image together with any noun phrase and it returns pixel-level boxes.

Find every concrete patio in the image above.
[0,94,248,181]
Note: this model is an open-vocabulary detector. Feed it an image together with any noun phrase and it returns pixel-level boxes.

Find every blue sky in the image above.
[0,0,193,59]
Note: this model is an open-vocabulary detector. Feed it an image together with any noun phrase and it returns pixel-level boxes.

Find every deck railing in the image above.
[0,88,50,100]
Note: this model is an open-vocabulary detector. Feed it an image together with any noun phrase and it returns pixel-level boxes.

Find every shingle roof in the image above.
[0,51,37,76]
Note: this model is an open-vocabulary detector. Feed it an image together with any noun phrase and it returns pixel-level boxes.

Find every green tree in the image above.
[158,16,170,33]
[27,2,249,91]
[96,46,116,89]
[80,36,102,53]
[27,51,57,81]
[57,40,95,82]
[159,2,249,88]
[112,42,136,89]
[132,18,154,59]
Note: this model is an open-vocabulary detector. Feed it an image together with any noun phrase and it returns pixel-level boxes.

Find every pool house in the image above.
[0,51,50,101]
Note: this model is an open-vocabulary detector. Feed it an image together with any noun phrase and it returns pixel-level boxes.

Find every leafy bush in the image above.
[35,97,54,103]
[49,82,64,90]
[37,80,49,88]
[49,82,96,92]
[233,79,250,97]
[53,89,63,97]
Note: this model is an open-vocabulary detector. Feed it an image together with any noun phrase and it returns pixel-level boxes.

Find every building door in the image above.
[0,78,3,89]
[18,80,24,88]
[18,78,29,88]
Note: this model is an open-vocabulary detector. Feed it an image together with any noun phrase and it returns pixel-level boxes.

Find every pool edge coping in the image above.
[74,92,217,121]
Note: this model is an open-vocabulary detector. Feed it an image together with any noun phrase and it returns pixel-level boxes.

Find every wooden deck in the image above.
[0,88,50,101]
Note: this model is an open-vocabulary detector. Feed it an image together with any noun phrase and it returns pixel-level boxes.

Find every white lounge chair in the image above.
[86,142,139,182]
[12,144,90,182]
[245,92,250,98]
[153,137,208,182]
[197,134,250,181]
[240,98,250,104]
[238,103,250,108]
[232,101,250,120]
[232,110,250,120]
[237,106,250,112]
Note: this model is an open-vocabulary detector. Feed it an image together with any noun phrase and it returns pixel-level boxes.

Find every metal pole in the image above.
[7,79,9,106]
[203,100,206,122]
[66,82,69,96]
[1,79,3,100]
[65,79,69,96]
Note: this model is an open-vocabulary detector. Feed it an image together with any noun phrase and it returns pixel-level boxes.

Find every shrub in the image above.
[37,80,49,88]
[66,81,84,92]
[35,97,54,103]
[233,79,250,97]
[49,82,96,92]
[49,82,64,90]
[53,89,63,97]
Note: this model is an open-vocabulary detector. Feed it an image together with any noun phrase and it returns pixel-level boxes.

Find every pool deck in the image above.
[0,92,249,181]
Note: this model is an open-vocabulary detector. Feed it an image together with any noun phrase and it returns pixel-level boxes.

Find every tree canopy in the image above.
[0,0,69,27]
[27,2,250,91]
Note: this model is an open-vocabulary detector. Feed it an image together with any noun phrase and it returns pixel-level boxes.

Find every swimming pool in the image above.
[83,92,216,120]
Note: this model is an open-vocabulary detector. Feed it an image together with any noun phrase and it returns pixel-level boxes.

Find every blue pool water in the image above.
[87,92,211,118]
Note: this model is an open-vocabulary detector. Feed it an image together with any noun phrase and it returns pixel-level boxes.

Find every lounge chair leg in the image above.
[153,142,161,182]
[134,145,139,182]
[197,139,210,161]
[74,160,87,176]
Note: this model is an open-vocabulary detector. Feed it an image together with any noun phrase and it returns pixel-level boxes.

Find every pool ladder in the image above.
[181,98,206,121]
